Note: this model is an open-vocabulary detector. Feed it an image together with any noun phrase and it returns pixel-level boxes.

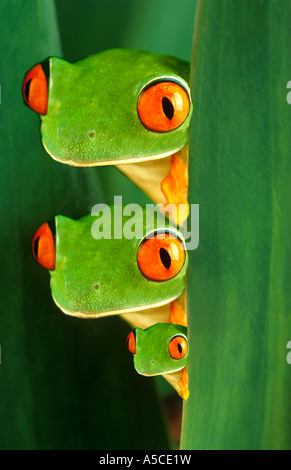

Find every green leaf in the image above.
[182,0,291,450]
[0,0,169,449]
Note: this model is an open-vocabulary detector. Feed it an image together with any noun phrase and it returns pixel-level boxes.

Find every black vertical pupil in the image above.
[24,78,32,101]
[162,97,174,120]
[160,248,171,270]
[34,236,40,258]
[177,343,182,354]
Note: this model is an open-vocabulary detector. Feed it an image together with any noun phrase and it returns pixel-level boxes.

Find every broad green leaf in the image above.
[182,0,291,450]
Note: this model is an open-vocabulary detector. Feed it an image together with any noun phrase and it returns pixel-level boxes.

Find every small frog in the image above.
[126,322,189,400]
[31,206,188,330]
[22,49,192,222]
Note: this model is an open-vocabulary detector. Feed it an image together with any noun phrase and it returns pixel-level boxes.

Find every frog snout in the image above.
[22,60,49,115]
[32,220,56,270]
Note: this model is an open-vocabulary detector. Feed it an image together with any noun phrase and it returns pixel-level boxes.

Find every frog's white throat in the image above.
[116,145,188,207]
[46,141,188,211]
[116,153,171,205]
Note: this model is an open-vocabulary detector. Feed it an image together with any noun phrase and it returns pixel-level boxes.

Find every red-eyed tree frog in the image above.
[126,323,189,400]
[22,49,192,222]
[31,206,188,330]
[32,206,188,395]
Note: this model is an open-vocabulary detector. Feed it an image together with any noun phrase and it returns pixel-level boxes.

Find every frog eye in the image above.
[126,331,136,354]
[137,232,185,281]
[137,80,190,132]
[32,221,55,270]
[168,335,188,359]
[22,61,49,115]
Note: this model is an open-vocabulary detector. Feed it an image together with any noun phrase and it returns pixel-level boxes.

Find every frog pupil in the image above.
[162,97,174,120]
[160,248,171,270]
[24,78,32,101]
[34,236,40,258]
[177,343,182,354]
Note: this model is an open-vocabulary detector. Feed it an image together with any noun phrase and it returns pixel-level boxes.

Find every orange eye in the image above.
[126,331,136,354]
[137,232,185,281]
[32,221,55,270]
[168,335,188,359]
[22,62,49,115]
[137,80,190,132]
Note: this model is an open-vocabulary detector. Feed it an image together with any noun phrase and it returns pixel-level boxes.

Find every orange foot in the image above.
[178,367,189,400]
[168,296,187,326]
[161,149,189,225]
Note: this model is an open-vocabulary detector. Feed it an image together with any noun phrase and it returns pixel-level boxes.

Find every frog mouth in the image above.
[52,293,177,325]
[52,288,187,328]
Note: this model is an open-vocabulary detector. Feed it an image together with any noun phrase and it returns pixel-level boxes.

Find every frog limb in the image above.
[178,366,189,401]
[168,292,187,326]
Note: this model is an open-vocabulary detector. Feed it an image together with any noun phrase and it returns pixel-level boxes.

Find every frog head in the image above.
[22,49,192,214]
[127,322,188,376]
[31,205,188,328]
[126,322,189,399]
